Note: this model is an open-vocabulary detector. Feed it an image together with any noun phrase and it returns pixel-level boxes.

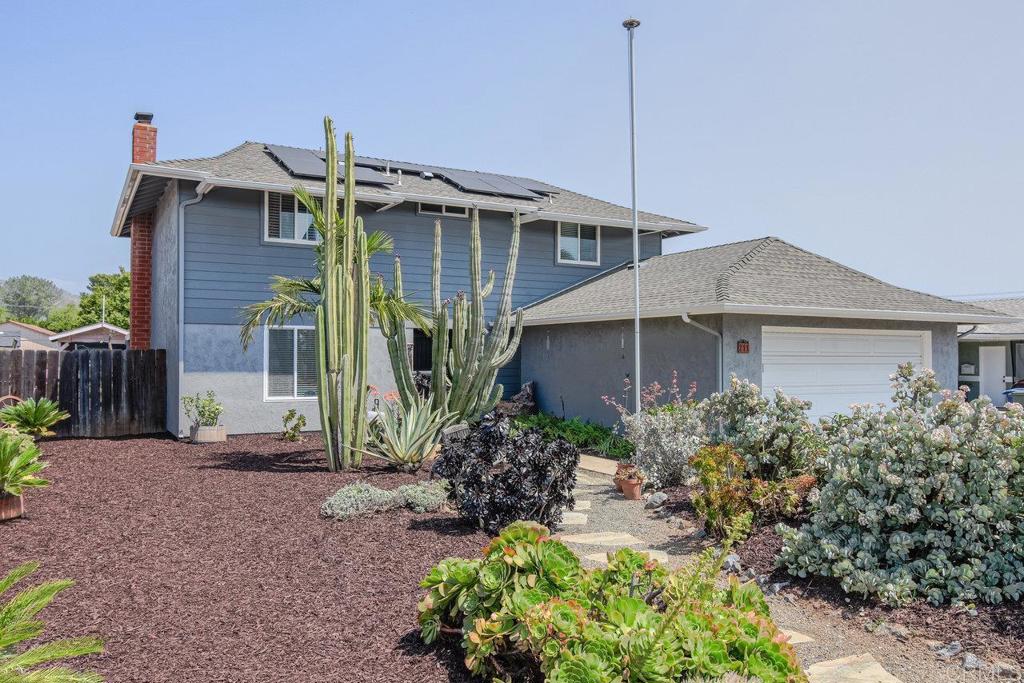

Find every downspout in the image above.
[177,181,210,438]
[681,313,723,393]
[957,325,978,339]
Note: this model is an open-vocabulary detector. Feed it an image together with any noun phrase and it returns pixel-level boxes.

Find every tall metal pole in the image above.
[624,17,642,414]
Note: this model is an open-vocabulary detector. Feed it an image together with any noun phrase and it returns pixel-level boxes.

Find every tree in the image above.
[0,275,63,321]
[42,303,81,333]
[78,268,130,329]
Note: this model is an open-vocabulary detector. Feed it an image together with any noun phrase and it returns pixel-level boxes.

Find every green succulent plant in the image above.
[368,395,452,472]
[0,398,69,438]
[0,561,104,682]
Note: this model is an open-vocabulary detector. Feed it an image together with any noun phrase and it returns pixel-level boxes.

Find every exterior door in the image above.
[979,345,1007,406]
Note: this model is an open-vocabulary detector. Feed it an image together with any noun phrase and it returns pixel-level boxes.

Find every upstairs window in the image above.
[266,192,319,244]
[418,202,469,218]
[557,222,600,265]
[265,326,318,399]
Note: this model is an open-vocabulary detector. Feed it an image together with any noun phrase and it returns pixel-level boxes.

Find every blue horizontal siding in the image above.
[183,186,662,326]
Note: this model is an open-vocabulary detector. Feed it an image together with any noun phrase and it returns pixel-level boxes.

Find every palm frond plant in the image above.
[0,432,47,521]
[238,192,427,349]
[0,561,104,682]
[0,399,70,439]
[368,396,453,472]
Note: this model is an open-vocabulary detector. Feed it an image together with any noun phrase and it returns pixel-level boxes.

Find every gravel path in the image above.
[562,466,1013,683]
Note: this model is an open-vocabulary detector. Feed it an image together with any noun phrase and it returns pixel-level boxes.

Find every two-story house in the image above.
[111,113,703,436]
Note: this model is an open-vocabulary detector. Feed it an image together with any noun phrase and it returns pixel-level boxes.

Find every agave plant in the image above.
[0,399,70,438]
[369,396,453,472]
[0,561,104,682]
[0,432,48,497]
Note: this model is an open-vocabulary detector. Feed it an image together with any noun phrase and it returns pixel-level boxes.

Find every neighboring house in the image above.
[109,113,703,436]
[0,321,59,350]
[49,322,129,350]
[521,238,1013,423]
[956,297,1024,405]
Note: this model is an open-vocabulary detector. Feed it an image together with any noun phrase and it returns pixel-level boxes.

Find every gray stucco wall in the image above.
[171,183,663,434]
[720,315,958,390]
[180,323,397,435]
[150,180,180,434]
[520,316,720,427]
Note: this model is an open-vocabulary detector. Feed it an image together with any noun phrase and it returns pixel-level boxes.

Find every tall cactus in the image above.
[383,208,523,423]
[316,117,370,471]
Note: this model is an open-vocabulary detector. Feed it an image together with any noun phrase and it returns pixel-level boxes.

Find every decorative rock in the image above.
[723,553,742,574]
[924,640,943,652]
[560,512,588,525]
[769,581,791,595]
[559,531,643,546]
[936,641,963,659]
[781,628,815,644]
[645,492,668,509]
[992,661,1020,679]
[871,622,910,641]
[962,653,985,671]
[495,382,536,417]
[740,568,757,582]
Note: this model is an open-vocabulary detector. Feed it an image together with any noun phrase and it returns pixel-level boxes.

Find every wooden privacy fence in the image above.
[0,349,166,437]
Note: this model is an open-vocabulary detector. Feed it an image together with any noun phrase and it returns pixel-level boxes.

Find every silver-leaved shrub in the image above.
[777,363,1024,606]
[702,375,819,480]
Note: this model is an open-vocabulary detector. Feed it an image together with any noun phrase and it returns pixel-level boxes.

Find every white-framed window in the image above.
[264,326,318,400]
[265,192,320,244]
[557,222,600,265]
[417,202,469,218]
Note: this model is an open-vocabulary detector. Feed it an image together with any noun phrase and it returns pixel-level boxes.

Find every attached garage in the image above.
[520,237,1014,427]
[761,327,930,417]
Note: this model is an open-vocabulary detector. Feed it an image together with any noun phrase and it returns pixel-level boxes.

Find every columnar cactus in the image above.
[383,209,523,423]
[316,118,370,471]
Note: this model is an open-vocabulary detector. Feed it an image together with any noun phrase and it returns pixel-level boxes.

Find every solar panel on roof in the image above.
[443,169,541,199]
[266,145,395,185]
[502,175,561,194]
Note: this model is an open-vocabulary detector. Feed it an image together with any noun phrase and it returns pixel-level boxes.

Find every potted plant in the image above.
[613,462,635,492]
[0,430,48,521]
[183,391,226,443]
[617,464,645,500]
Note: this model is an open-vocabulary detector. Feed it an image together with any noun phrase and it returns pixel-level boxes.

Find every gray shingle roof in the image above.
[958,298,1024,338]
[146,141,700,232]
[523,237,1014,325]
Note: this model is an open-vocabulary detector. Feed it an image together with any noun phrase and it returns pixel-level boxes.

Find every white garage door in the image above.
[761,327,931,418]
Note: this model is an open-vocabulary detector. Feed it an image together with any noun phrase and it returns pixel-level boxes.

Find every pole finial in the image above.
[623,18,640,29]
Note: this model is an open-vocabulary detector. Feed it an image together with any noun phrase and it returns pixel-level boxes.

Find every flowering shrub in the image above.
[702,376,819,481]
[604,373,705,489]
[778,364,1024,606]
[418,521,805,682]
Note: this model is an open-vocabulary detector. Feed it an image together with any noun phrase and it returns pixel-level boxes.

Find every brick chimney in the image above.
[129,112,156,350]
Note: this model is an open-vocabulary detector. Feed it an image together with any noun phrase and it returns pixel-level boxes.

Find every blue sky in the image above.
[1,1,1021,299]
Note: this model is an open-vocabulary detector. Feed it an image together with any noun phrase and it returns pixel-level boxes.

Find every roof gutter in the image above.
[524,303,1018,327]
[526,210,706,234]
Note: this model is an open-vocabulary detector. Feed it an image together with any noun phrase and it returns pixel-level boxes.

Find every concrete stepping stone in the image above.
[807,653,902,683]
[585,549,668,565]
[781,628,815,644]
[561,512,588,525]
[559,531,642,546]
[579,454,618,475]
[572,500,592,511]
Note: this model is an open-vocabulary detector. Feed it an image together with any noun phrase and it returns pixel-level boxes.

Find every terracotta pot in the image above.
[190,425,227,443]
[0,493,24,521]
[614,463,633,492]
[621,479,643,500]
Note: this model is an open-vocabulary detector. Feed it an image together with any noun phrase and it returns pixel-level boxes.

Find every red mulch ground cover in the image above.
[736,524,1024,666]
[2,434,490,682]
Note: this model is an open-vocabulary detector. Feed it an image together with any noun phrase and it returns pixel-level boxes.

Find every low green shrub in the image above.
[513,413,634,460]
[321,480,450,520]
[395,480,449,513]
[418,520,804,682]
[0,398,69,438]
[0,561,104,682]
[778,364,1024,607]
